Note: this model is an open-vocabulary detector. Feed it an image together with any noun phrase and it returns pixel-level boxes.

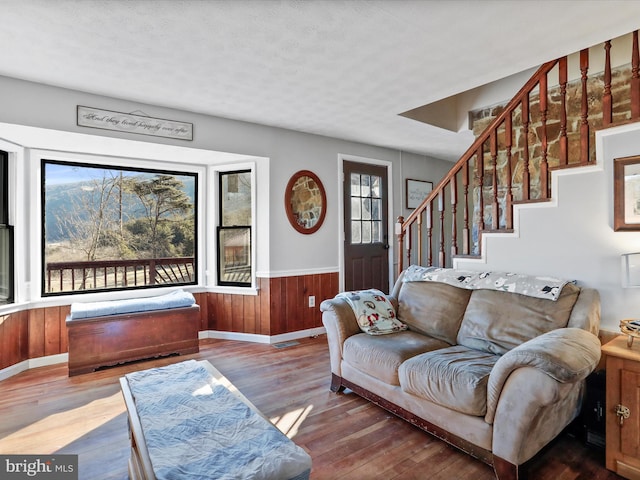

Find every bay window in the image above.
[217,170,252,286]
[42,159,197,295]
[0,150,12,304]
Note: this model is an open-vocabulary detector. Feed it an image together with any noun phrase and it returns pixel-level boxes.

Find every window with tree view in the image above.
[218,170,251,286]
[42,160,197,295]
[0,150,13,304]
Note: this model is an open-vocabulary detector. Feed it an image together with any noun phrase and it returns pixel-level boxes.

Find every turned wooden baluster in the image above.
[539,73,549,199]
[450,175,458,257]
[580,48,590,164]
[475,146,485,255]
[417,211,423,267]
[505,111,513,230]
[438,190,445,267]
[632,30,640,120]
[426,201,433,266]
[396,215,404,275]
[559,56,568,166]
[462,161,470,255]
[603,41,612,127]
[522,94,531,200]
[406,222,412,268]
[490,130,499,229]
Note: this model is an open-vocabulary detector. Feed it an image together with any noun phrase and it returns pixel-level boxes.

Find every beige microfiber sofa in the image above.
[320,266,601,480]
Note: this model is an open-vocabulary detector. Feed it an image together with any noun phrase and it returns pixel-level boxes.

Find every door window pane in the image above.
[362,198,371,220]
[350,174,361,197]
[349,172,383,245]
[362,222,371,243]
[351,197,361,220]
[351,221,361,243]
[361,175,371,197]
[372,221,381,243]
[371,176,381,198]
[372,198,381,221]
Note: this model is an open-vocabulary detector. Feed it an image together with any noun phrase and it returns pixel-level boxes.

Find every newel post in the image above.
[396,216,404,277]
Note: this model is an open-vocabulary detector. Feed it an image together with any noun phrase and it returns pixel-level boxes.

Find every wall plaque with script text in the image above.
[77,106,193,141]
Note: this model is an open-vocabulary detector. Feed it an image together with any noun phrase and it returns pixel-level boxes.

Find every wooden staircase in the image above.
[396,30,640,276]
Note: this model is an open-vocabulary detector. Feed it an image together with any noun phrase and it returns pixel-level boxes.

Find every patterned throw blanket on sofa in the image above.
[336,289,408,335]
[402,265,572,301]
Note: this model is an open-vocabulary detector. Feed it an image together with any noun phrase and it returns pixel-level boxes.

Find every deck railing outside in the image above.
[45,257,195,293]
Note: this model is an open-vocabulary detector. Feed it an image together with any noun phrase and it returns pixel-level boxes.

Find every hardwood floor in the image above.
[0,336,620,479]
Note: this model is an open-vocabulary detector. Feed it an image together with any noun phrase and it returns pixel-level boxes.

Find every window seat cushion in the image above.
[67,289,196,321]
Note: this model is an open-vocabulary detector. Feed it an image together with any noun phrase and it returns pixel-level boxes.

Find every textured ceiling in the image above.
[1,0,640,161]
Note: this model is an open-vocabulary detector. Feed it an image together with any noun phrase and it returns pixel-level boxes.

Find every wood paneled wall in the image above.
[207,273,339,335]
[0,272,339,371]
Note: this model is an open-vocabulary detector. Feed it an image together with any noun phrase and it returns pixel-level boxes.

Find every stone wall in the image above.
[290,175,323,229]
[467,63,634,235]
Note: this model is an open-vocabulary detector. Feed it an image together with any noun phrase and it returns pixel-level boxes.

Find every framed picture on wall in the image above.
[614,155,640,231]
[406,179,433,209]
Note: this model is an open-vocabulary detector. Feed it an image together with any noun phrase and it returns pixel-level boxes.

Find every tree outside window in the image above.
[42,160,197,295]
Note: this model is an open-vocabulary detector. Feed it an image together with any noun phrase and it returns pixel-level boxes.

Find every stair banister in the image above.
[396,30,640,280]
[396,59,559,276]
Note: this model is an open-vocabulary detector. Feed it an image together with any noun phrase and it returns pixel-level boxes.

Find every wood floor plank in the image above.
[0,336,619,479]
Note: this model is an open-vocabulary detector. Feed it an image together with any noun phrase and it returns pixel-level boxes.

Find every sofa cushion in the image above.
[397,281,472,344]
[456,283,581,355]
[343,331,449,386]
[399,345,499,416]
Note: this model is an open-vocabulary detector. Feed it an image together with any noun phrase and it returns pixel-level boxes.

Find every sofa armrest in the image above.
[485,327,601,424]
[491,367,583,465]
[320,297,361,376]
[567,287,601,335]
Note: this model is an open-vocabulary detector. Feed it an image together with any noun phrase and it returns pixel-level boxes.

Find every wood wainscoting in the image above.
[0,271,339,371]
[206,273,339,335]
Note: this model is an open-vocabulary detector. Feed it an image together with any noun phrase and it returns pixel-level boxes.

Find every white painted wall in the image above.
[0,75,451,286]
[455,123,640,332]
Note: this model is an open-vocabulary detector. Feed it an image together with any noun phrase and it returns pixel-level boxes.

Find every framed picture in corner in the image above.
[614,155,640,231]
[405,179,433,209]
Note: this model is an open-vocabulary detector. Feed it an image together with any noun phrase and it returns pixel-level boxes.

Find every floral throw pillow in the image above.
[338,289,407,335]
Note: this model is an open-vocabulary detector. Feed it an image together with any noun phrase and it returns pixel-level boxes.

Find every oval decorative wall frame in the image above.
[284,170,327,234]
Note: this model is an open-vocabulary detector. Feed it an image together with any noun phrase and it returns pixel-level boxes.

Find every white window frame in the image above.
[0,122,265,314]
[39,153,204,298]
[208,163,257,294]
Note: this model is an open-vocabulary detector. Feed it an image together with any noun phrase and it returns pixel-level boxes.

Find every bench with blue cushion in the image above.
[66,290,200,376]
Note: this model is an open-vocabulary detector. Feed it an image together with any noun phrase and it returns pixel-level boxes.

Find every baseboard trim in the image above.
[199,327,326,344]
[0,328,326,382]
[0,353,68,382]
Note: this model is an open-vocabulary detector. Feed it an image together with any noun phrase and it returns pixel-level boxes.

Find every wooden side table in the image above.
[603,335,640,479]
